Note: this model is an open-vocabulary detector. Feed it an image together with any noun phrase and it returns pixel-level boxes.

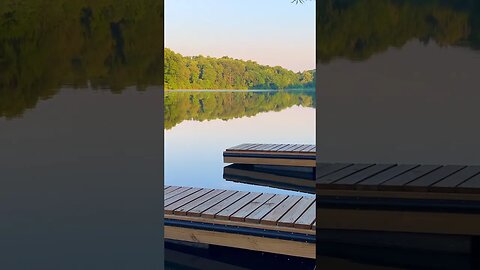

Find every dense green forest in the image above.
[164,90,314,129]
[0,0,163,119]
[164,48,315,90]
[317,0,480,62]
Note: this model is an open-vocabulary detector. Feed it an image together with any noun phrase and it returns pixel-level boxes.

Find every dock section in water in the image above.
[164,185,315,258]
[223,143,316,167]
[316,163,480,237]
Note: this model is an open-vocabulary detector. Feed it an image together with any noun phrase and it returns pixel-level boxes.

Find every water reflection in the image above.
[224,164,315,194]
[0,0,163,119]
[165,90,316,195]
[317,0,480,63]
[1,1,164,268]
[164,89,315,129]
[317,0,480,166]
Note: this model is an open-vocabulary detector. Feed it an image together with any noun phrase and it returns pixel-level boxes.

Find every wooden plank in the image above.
[332,164,395,188]
[165,186,181,194]
[249,144,270,151]
[380,165,441,189]
[229,193,275,222]
[278,197,315,227]
[294,202,315,229]
[293,144,310,152]
[458,173,480,192]
[215,192,262,220]
[228,143,251,150]
[165,188,213,213]
[267,144,288,151]
[201,191,249,219]
[261,195,302,225]
[355,165,418,190]
[290,144,308,152]
[405,165,465,191]
[187,190,237,217]
[165,186,192,200]
[245,194,288,223]
[274,144,294,152]
[243,144,261,150]
[173,189,226,215]
[165,226,315,259]
[301,145,316,152]
[432,166,480,191]
[164,188,202,207]
[263,144,283,151]
[316,163,352,178]
[317,164,373,185]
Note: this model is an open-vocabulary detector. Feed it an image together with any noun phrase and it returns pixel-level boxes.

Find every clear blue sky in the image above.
[165,0,315,72]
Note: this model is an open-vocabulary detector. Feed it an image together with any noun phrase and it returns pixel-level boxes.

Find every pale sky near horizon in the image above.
[165,0,315,72]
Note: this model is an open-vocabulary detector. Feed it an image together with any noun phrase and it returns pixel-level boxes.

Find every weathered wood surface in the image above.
[316,163,480,198]
[164,185,315,258]
[164,185,316,231]
[224,143,315,167]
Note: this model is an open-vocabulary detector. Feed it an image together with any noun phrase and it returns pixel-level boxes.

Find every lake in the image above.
[164,89,316,195]
[0,1,164,268]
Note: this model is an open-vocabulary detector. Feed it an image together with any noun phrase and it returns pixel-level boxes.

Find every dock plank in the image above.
[432,166,480,191]
[187,190,237,217]
[215,192,262,220]
[316,163,352,178]
[458,173,480,191]
[229,193,275,222]
[173,189,226,215]
[405,165,465,191]
[332,164,395,188]
[245,194,288,223]
[355,165,418,190]
[317,164,373,185]
[261,195,302,225]
[201,191,249,219]
[380,165,441,189]
[294,202,315,229]
[164,188,202,207]
[165,186,192,200]
[165,189,213,214]
[278,197,315,227]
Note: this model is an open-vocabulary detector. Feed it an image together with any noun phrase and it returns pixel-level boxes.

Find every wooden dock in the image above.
[223,143,316,167]
[316,163,480,236]
[223,164,315,194]
[164,185,315,258]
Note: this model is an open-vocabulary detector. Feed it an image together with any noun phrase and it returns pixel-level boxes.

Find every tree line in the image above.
[164,48,315,90]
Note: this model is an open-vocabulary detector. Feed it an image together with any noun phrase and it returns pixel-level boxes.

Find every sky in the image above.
[165,0,315,72]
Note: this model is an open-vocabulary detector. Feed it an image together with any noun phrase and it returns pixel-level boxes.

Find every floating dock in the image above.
[164,185,315,258]
[223,143,316,167]
[316,163,480,236]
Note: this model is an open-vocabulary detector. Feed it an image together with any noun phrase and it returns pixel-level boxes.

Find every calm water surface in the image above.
[165,89,315,195]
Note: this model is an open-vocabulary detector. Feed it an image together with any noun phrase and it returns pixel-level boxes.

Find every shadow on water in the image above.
[165,241,315,270]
